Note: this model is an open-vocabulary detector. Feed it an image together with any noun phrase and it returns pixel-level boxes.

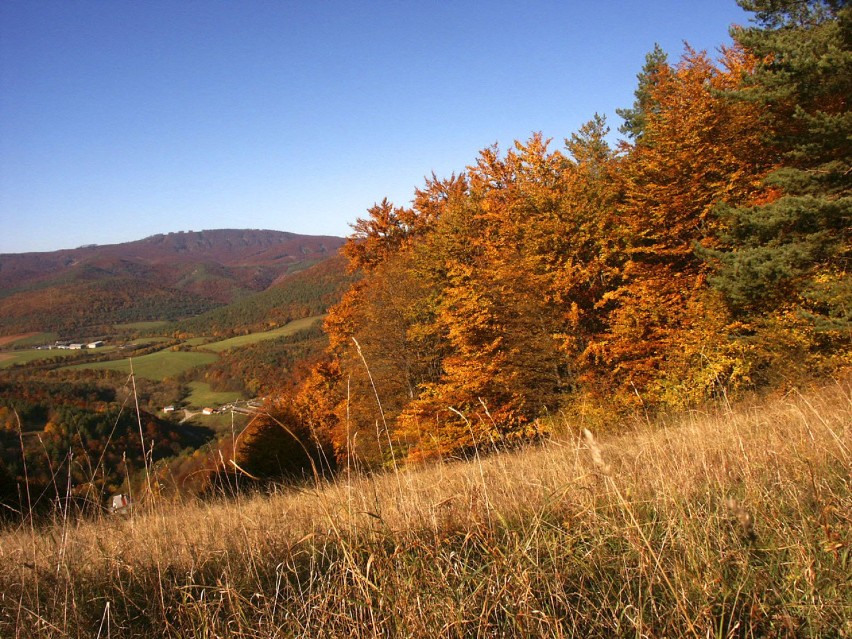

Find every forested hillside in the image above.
[167,255,354,338]
[0,230,345,334]
[242,0,850,474]
[0,374,213,514]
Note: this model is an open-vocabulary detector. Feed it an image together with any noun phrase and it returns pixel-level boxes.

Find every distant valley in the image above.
[0,228,351,511]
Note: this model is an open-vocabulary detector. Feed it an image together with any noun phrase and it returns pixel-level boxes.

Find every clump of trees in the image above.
[0,376,212,515]
[166,256,354,339]
[232,1,852,478]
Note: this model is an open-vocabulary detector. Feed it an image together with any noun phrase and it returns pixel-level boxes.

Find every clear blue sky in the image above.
[0,0,751,254]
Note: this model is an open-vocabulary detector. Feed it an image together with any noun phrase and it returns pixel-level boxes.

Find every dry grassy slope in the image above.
[1,383,850,637]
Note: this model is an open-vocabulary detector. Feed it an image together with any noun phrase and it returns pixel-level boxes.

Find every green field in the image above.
[185,381,243,408]
[0,332,59,349]
[2,317,322,377]
[193,410,252,433]
[0,348,84,369]
[201,316,322,353]
[66,349,218,380]
[126,337,171,347]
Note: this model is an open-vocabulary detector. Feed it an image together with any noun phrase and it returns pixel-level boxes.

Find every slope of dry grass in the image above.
[1,383,850,638]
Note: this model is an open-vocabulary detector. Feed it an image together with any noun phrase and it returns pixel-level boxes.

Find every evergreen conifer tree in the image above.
[708,1,851,337]
[616,44,669,140]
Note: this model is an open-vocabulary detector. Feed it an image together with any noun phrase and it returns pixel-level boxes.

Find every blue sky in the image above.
[0,1,751,254]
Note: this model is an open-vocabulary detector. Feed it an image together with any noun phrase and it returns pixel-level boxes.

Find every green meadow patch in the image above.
[67,349,217,380]
[0,347,109,369]
[184,337,212,347]
[185,381,244,408]
[126,337,172,347]
[0,332,58,348]
[201,316,323,353]
[113,320,171,331]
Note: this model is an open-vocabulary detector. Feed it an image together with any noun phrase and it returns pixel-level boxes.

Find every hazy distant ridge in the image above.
[0,229,346,333]
[0,229,345,285]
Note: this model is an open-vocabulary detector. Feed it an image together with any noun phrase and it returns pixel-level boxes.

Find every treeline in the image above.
[166,256,353,338]
[0,373,207,515]
[240,1,849,474]
[203,324,329,396]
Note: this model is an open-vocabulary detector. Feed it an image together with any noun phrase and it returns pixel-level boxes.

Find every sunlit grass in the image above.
[112,320,170,331]
[0,332,57,348]
[66,349,217,380]
[1,382,849,637]
[185,381,244,408]
[201,315,323,352]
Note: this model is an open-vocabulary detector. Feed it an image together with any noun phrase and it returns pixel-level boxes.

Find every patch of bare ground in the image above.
[0,332,38,347]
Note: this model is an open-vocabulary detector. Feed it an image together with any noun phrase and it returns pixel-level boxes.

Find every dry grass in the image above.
[1,383,850,638]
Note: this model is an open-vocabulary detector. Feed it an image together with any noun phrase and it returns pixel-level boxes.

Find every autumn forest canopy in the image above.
[238,0,850,474]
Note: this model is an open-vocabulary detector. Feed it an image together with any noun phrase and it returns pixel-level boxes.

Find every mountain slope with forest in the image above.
[0,229,345,333]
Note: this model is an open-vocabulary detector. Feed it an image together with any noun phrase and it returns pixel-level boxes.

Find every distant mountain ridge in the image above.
[0,229,344,289]
[0,229,346,334]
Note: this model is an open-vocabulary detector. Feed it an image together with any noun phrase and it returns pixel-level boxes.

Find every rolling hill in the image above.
[167,254,354,337]
[0,229,345,334]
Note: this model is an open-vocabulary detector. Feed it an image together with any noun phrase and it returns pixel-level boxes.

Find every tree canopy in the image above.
[242,0,850,473]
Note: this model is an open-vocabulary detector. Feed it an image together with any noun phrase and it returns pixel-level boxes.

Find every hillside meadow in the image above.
[200,315,324,353]
[184,381,244,409]
[0,333,56,348]
[64,349,218,380]
[0,347,99,369]
[48,316,325,384]
[1,382,849,638]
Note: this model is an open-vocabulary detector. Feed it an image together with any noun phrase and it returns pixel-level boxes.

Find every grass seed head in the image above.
[726,496,755,540]
[583,428,611,475]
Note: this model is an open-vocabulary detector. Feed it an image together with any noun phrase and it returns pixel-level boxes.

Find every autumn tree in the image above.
[589,46,774,406]
[235,397,336,481]
[321,203,446,465]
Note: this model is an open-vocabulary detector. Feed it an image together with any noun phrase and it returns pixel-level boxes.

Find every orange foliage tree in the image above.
[584,47,775,407]
[261,36,839,471]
